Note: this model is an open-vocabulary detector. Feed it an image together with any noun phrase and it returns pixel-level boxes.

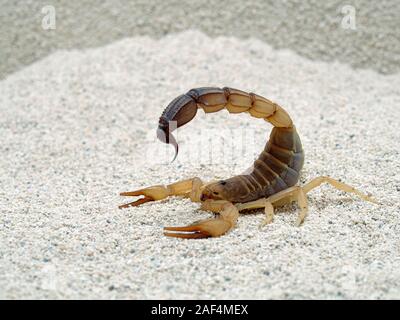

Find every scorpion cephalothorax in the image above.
[120,87,376,239]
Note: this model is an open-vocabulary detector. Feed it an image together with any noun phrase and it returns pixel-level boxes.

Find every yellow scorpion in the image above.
[120,87,376,239]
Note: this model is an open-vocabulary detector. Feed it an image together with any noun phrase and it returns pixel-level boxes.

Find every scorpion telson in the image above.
[157,92,198,161]
[120,87,377,239]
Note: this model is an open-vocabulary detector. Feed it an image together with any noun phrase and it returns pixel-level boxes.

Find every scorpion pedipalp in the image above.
[119,185,170,209]
[164,202,239,239]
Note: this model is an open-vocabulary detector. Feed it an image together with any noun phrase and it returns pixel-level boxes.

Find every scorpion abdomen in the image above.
[247,126,304,201]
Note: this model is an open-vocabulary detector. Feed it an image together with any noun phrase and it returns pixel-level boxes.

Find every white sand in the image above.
[0,30,399,299]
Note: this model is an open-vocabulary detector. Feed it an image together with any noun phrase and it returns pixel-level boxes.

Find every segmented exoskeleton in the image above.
[120,87,376,239]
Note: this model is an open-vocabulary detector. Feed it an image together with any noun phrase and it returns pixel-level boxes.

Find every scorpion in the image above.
[119,87,376,239]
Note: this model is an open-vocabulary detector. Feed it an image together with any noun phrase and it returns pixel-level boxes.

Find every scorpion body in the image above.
[120,87,375,239]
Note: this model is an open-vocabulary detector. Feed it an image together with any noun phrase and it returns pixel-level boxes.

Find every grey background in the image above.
[0,0,399,80]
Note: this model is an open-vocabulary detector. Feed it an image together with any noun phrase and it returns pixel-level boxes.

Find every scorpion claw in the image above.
[163,230,210,239]
[119,185,170,209]
[118,196,153,209]
[163,218,232,239]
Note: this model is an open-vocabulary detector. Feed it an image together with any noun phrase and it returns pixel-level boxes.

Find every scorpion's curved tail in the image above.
[158,86,297,157]
[157,94,199,161]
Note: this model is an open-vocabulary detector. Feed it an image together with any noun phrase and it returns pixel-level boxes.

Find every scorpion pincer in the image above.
[120,87,376,239]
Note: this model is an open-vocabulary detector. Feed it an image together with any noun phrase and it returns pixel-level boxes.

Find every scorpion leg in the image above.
[164,201,239,239]
[259,201,275,228]
[236,199,275,229]
[119,177,203,209]
[295,188,308,226]
[272,177,375,226]
[237,186,309,226]
[302,176,377,204]
[240,177,375,227]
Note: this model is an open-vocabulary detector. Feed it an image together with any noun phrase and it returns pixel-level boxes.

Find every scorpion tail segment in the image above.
[157,94,198,161]
[159,94,198,129]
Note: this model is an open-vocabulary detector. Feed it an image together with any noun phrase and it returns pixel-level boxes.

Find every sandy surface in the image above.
[0,30,399,299]
[1,0,400,79]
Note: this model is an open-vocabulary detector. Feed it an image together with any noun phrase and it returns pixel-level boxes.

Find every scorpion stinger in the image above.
[157,93,198,162]
[157,125,179,162]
